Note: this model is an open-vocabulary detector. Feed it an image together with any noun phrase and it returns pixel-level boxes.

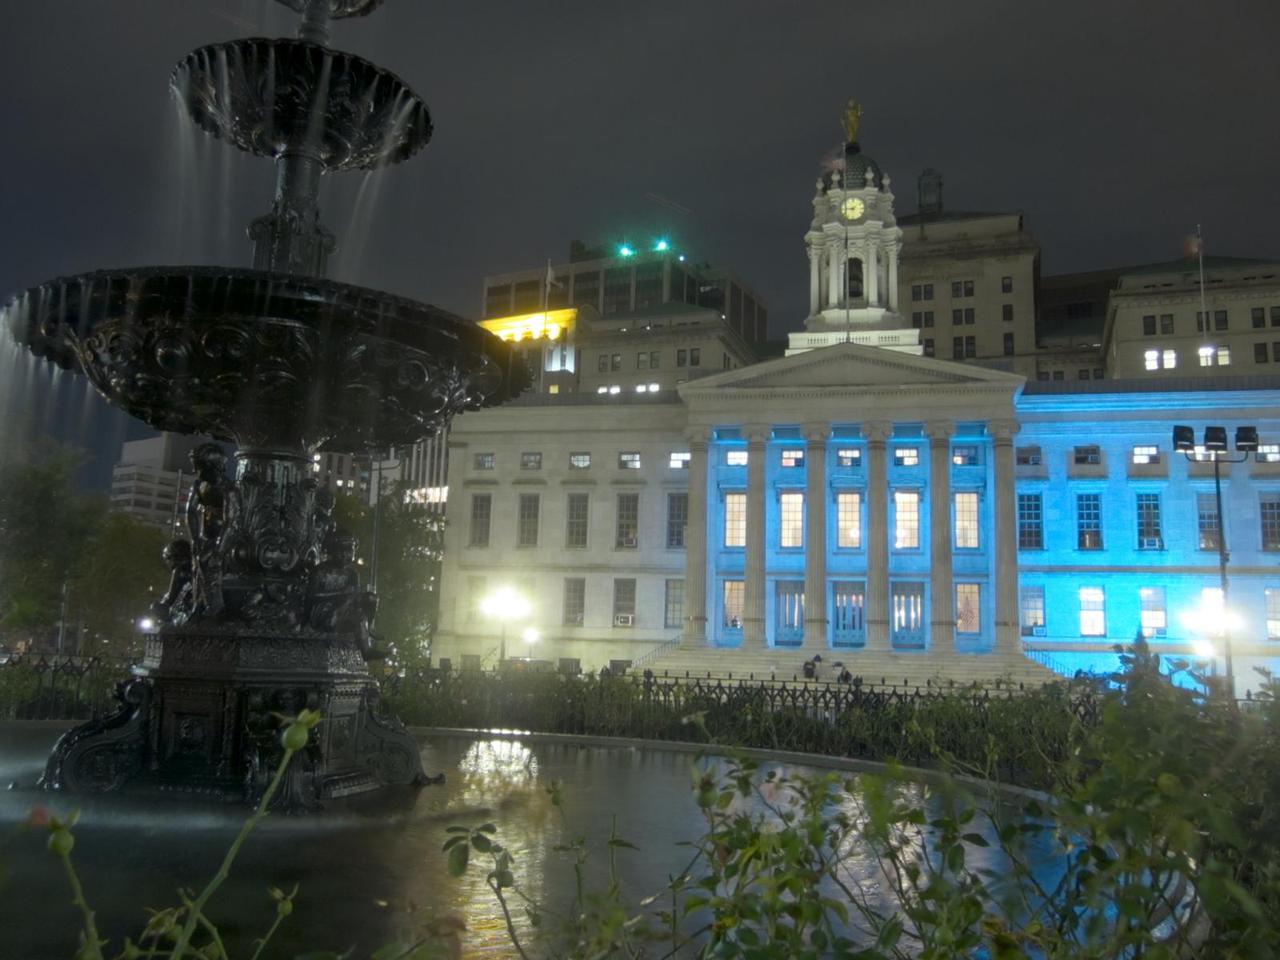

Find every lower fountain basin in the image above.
[2,266,525,450]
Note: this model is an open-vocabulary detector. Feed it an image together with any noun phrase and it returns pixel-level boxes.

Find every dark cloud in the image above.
[2,0,1278,483]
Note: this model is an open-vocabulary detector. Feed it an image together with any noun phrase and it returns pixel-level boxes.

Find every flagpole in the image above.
[1195,224,1208,338]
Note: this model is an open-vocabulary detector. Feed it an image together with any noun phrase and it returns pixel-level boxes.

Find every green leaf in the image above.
[608,837,638,850]
[447,840,470,877]
[471,833,492,852]
[961,832,990,847]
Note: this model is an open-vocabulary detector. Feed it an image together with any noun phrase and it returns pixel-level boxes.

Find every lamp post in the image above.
[480,586,531,665]
[1172,423,1260,696]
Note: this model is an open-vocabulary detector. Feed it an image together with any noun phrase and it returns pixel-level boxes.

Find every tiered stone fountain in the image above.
[1,0,524,809]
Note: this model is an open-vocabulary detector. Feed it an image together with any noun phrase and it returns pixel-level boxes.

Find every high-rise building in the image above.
[110,433,201,534]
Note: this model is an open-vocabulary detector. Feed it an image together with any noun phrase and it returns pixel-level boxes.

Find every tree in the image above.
[75,510,170,656]
[333,483,445,669]
[0,446,104,647]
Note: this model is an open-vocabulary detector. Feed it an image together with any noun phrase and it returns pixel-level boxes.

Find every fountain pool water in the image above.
[0,723,1056,958]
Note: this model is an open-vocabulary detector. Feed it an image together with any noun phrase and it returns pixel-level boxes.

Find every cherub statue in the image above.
[842,97,863,144]
[153,538,194,625]
[307,531,384,660]
[186,443,232,617]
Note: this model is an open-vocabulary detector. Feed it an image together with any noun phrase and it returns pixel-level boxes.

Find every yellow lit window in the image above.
[780,492,804,548]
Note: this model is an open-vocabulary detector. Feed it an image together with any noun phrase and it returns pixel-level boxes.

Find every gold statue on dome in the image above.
[842,98,863,143]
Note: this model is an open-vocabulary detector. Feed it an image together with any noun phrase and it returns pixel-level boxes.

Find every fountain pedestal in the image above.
[43,632,427,809]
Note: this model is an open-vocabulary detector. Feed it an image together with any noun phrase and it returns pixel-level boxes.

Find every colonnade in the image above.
[680,420,1021,655]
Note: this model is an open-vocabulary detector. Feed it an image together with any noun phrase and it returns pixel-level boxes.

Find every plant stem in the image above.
[169,745,296,960]
[59,851,105,960]
[247,911,285,960]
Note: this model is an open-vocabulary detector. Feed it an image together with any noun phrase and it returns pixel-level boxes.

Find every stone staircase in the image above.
[638,643,1060,691]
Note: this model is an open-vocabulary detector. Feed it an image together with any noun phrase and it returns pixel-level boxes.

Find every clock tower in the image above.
[788,99,918,356]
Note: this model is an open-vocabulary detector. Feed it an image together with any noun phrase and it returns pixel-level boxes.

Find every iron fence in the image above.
[0,654,138,721]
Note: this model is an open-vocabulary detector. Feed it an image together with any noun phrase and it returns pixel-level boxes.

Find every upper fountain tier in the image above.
[275,0,385,17]
[173,38,431,171]
[4,266,526,452]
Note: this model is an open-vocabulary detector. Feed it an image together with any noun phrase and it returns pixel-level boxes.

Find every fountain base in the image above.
[40,631,430,811]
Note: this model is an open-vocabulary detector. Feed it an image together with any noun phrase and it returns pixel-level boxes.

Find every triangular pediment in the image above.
[680,342,1024,396]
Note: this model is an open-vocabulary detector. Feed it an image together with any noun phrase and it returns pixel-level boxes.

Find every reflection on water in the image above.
[0,724,1047,958]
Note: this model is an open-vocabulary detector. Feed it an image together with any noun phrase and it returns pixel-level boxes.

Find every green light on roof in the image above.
[618,245,635,258]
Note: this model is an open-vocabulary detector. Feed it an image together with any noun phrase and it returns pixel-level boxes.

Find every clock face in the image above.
[842,197,865,220]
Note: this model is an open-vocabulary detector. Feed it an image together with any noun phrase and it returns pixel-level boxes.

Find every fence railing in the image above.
[0,654,138,721]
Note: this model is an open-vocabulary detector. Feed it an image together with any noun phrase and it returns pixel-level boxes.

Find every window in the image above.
[776,581,805,643]
[1053,370,1064,380]
[951,279,975,298]
[1196,493,1220,550]
[891,582,926,647]
[517,493,540,547]
[954,491,979,549]
[618,451,641,470]
[689,348,701,367]
[1003,332,1014,355]
[952,445,980,466]
[956,584,981,634]
[780,448,805,468]
[1275,342,1280,362]
[724,493,746,547]
[1257,343,1270,364]
[837,448,861,467]
[911,283,935,301]
[952,335,976,358]
[1199,345,1230,366]
[636,350,659,369]
[922,283,934,300]
[1136,493,1163,549]
[1139,587,1166,638]
[923,338,935,357]
[677,349,687,367]
[1079,369,1091,380]
[952,307,976,326]
[894,490,920,549]
[1074,445,1101,465]
[780,492,804,548]
[566,492,589,548]
[1253,307,1266,329]
[664,580,685,628]
[611,354,622,372]
[1160,314,1174,334]
[726,449,749,466]
[1079,587,1106,636]
[1266,588,1280,640]
[1016,446,1042,466]
[597,354,609,373]
[1094,368,1105,379]
[668,451,691,469]
[832,581,866,644]
[722,581,744,629]
[911,310,935,328]
[1258,444,1280,463]
[894,446,919,467]
[469,493,492,547]
[1020,586,1046,636]
[563,578,585,626]
[467,576,487,623]
[1262,495,1280,551]
[1144,349,1158,371]
[615,493,639,548]
[1163,349,1177,368]
[520,451,542,470]
[1001,276,1013,294]
[1077,493,1103,550]
[1142,314,1157,336]
[473,452,495,471]
[569,452,591,469]
[1196,310,1229,332]
[612,579,636,624]
[666,493,688,548]
[1017,493,1043,549]
[837,491,861,548]
[1131,445,1160,465]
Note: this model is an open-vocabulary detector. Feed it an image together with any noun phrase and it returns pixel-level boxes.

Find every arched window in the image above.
[847,257,864,299]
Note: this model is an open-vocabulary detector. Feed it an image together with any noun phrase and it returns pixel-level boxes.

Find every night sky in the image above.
[2,0,1278,487]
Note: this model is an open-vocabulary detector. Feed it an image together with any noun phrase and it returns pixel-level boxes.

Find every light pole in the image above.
[1172,423,1260,695]
[480,586,531,665]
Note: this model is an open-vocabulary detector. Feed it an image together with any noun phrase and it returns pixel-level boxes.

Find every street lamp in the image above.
[480,586,531,664]
[1172,423,1260,695]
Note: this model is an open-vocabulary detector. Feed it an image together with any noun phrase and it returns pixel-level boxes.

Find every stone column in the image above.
[864,421,891,651]
[991,420,1021,657]
[866,240,879,306]
[802,423,829,649]
[887,243,900,312]
[926,421,955,652]
[827,243,841,309]
[808,247,820,315]
[681,426,712,647]
[744,424,769,647]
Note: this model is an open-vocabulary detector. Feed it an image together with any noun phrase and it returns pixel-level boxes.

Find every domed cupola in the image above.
[823,142,883,192]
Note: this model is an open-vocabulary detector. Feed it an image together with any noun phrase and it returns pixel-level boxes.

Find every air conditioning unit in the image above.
[619,537,637,548]
[1139,537,1164,550]
[1153,627,1167,638]
[614,614,635,627]
[1032,625,1047,637]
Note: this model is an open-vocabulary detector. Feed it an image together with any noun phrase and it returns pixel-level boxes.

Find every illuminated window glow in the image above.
[837,448,861,467]
[723,580,744,629]
[780,492,804,548]
[1020,586,1045,635]
[1079,587,1105,636]
[837,491,861,548]
[726,449,748,466]
[1266,588,1280,640]
[1131,445,1160,465]
[781,448,805,468]
[724,493,746,547]
[894,446,920,467]
[954,491,979,549]
[668,451,691,469]
[1139,587,1166,637]
[956,583,980,634]
[894,490,920,549]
